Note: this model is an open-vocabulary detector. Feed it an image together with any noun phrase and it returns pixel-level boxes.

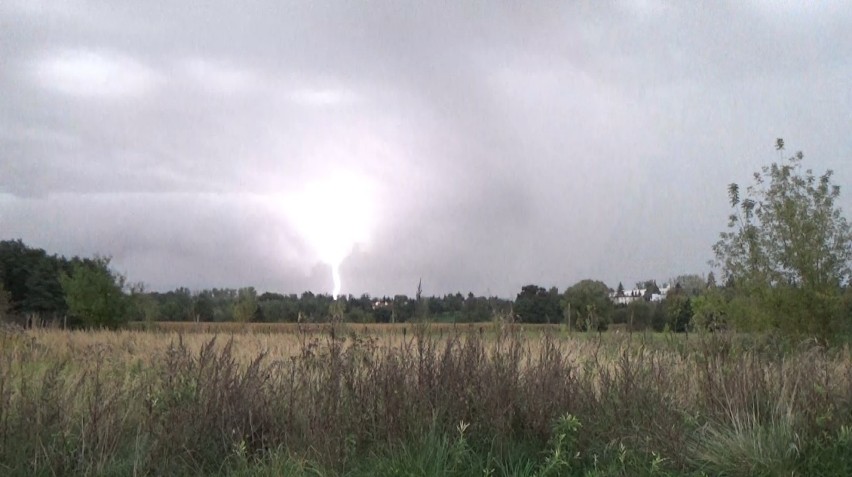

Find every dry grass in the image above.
[1,323,851,476]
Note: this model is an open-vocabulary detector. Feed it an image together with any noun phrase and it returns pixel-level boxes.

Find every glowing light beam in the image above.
[331,263,342,299]
[281,171,376,299]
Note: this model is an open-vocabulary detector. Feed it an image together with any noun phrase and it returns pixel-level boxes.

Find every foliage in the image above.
[663,288,692,332]
[626,299,652,330]
[59,257,127,328]
[0,240,517,325]
[690,289,727,331]
[562,279,612,331]
[798,425,852,476]
[192,290,215,321]
[0,281,11,322]
[328,298,345,322]
[157,287,194,321]
[233,287,259,323]
[538,414,583,476]
[125,282,159,323]
[713,141,852,337]
[514,285,562,323]
[0,239,71,321]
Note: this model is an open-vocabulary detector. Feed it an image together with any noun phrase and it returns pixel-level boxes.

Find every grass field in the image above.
[2,322,852,476]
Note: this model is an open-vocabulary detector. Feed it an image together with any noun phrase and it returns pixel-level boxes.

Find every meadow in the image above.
[2,322,852,476]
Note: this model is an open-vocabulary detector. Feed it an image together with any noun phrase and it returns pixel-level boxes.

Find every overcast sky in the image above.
[1,1,850,298]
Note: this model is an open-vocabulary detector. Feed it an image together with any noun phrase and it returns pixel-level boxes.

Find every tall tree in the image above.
[158,288,193,321]
[22,259,66,317]
[562,279,612,331]
[0,240,70,317]
[193,291,214,322]
[126,282,159,323]
[514,285,561,324]
[626,299,651,331]
[60,257,127,328]
[663,284,693,332]
[691,289,727,332]
[233,287,258,323]
[713,140,852,336]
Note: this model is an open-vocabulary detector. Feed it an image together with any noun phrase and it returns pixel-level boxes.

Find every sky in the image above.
[1,1,850,298]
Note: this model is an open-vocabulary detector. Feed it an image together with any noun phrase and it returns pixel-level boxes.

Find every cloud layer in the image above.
[1,1,850,297]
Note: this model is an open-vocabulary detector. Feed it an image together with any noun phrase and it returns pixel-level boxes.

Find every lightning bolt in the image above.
[281,171,376,301]
[331,262,342,299]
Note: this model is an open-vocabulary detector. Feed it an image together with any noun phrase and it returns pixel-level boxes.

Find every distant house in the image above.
[610,285,670,304]
[611,288,645,305]
[650,285,670,302]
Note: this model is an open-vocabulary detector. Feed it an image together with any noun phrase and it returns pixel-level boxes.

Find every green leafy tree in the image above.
[691,289,727,332]
[158,287,193,321]
[138,294,160,323]
[126,282,160,323]
[514,285,561,324]
[562,279,612,331]
[329,298,345,322]
[258,292,301,322]
[0,240,70,319]
[22,259,67,318]
[463,293,492,322]
[60,257,127,328]
[713,140,852,337]
[390,295,415,323]
[192,291,214,322]
[234,287,258,323]
[664,285,693,332]
[626,299,651,331]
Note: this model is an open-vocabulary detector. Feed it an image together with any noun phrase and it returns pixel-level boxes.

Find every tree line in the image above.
[513,275,714,333]
[0,238,706,332]
[4,233,843,337]
[149,287,516,325]
[0,236,713,330]
[0,241,518,327]
[1,140,850,337]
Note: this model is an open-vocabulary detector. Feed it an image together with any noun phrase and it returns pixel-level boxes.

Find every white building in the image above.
[610,284,670,304]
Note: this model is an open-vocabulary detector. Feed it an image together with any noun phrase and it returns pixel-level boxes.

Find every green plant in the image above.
[538,414,582,476]
[688,406,801,476]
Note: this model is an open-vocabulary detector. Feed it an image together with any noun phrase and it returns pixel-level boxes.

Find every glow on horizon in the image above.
[282,172,376,299]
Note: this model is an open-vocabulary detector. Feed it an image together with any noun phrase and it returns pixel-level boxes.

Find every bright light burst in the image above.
[283,172,376,299]
[330,263,342,299]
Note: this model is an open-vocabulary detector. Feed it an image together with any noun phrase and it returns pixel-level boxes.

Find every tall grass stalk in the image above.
[0,324,851,475]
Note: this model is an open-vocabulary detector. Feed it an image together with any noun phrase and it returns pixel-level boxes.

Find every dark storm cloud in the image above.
[1,1,850,296]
